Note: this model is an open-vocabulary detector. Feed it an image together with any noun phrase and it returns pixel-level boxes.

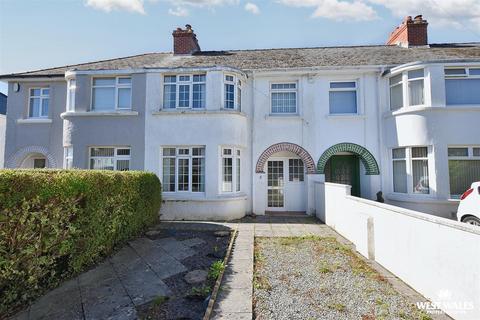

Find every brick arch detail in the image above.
[6,145,58,168]
[317,142,380,175]
[256,142,316,174]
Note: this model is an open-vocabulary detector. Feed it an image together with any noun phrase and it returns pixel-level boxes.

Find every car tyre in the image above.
[462,216,480,226]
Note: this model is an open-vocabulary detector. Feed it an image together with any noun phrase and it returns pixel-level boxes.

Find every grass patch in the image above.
[152,295,169,306]
[189,286,211,299]
[328,303,346,312]
[208,260,225,281]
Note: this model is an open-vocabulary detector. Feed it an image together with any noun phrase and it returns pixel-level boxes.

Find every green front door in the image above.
[325,155,360,197]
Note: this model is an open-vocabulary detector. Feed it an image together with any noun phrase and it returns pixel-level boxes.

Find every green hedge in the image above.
[0,170,161,316]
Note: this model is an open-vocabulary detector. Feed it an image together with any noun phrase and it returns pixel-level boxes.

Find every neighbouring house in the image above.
[0,93,6,168]
[1,17,479,220]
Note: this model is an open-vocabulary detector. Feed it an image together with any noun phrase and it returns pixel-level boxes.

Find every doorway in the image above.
[325,155,360,197]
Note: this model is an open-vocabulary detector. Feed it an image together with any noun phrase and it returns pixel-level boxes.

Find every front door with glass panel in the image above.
[267,158,307,211]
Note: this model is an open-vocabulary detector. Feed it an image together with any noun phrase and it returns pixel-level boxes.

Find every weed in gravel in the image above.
[328,302,346,312]
[152,295,169,306]
[253,271,272,291]
[189,285,211,298]
[208,260,225,281]
[318,262,332,274]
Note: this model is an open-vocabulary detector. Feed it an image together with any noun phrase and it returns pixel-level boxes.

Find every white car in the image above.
[457,182,480,226]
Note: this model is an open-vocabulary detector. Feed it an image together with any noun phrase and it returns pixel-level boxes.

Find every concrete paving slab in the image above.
[153,237,196,260]
[213,288,252,313]
[180,237,207,247]
[211,312,252,320]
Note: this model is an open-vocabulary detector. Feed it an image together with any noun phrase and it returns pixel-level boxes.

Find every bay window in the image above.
[224,75,241,110]
[392,146,430,194]
[89,147,131,171]
[163,74,206,109]
[389,75,403,111]
[29,88,49,118]
[162,147,205,193]
[271,83,297,114]
[67,79,76,112]
[389,68,424,110]
[221,147,241,193]
[448,146,480,198]
[445,67,480,105]
[329,81,357,114]
[91,77,131,111]
[407,69,424,106]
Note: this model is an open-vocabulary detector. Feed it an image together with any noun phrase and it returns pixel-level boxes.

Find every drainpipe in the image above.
[376,67,385,194]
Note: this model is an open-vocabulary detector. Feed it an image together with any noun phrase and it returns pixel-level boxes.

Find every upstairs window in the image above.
[271,82,297,114]
[224,75,241,110]
[163,74,206,109]
[407,69,424,106]
[67,79,76,112]
[329,81,357,114]
[92,77,131,111]
[389,74,403,111]
[89,147,131,171]
[445,67,480,105]
[389,69,425,110]
[448,146,480,198]
[29,88,49,118]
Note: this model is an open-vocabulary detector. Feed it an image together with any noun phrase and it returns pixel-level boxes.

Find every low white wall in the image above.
[317,182,480,320]
[160,196,247,221]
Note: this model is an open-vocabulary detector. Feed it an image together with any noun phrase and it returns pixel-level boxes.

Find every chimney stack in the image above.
[172,24,201,55]
[386,15,428,47]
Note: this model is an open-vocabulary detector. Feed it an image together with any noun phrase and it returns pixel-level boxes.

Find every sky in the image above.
[1,0,480,95]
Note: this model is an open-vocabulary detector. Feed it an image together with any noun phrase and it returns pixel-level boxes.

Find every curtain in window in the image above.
[446,79,480,105]
[329,91,357,114]
[449,160,480,196]
[92,87,115,111]
[393,160,407,193]
[408,79,424,106]
[412,159,429,193]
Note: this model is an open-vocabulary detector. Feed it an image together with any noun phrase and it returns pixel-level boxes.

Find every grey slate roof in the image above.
[1,43,479,79]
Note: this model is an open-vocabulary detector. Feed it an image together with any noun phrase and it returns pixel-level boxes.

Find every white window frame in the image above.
[389,68,425,111]
[270,82,298,114]
[161,146,205,193]
[391,146,431,195]
[162,74,206,109]
[223,74,241,110]
[444,67,480,106]
[328,80,358,115]
[89,146,131,171]
[64,146,73,169]
[91,76,132,111]
[447,146,480,198]
[220,147,241,193]
[29,87,50,118]
[67,79,76,112]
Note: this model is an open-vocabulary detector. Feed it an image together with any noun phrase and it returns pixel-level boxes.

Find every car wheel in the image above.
[462,216,480,226]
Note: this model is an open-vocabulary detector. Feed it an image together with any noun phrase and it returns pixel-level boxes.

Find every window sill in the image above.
[386,192,452,204]
[325,114,365,119]
[61,111,138,118]
[266,113,301,119]
[163,193,247,202]
[17,118,52,124]
[153,109,246,117]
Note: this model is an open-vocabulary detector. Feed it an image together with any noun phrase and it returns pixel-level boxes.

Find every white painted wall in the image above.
[0,114,5,168]
[317,182,480,320]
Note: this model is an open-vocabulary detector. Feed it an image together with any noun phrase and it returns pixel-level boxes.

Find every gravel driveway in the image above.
[254,236,431,320]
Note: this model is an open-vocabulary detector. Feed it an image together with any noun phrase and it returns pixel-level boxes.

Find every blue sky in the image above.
[1,0,479,95]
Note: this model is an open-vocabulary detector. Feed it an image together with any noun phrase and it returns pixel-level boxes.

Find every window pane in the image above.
[222,157,233,192]
[329,91,357,114]
[92,87,115,110]
[90,158,114,170]
[473,148,480,157]
[288,159,304,182]
[91,148,114,157]
[330,82,356,89]
[412,147,428,158]
[408,69,424,79]
[41,98,49,116]
[413,159,429,194]
[272,83,296,89]
[192,157,205,192]
[116,160,130,171]
[448,148,469,157]
[271,92,296,113]
[470,68,480,76]
[163,148,176,156]
[408,79,424,106]
[163,84,176,109]
[93,78,115,86]
[41,89,50,96]
[116,148,131,156]
[164,76,176,83]
[178,148,189,155]
[390,84,403,110]
[179,75,190,82]
[29,97,40,117]
[223,148,232,155]
[192,147,205,156]
[393,160,407,193]
[225,75,234,82]
[193,74,206,82]
[445,68,466,76]
[193,83,205,108]
[236,157,241,192]
[225,84,235,109]
[31,88,41,96]
[446,79,480,105]
[449,160,480,196]
[389,74,402,85]
[178,159,189,191]
[117,88,131,109]
[162,158,176,192]
[33,158,46,169]
[118,77,131,84]
[179,85,190,107]
[392,148,405,159]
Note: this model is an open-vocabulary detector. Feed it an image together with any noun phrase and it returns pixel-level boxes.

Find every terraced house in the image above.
[1,16,480,220]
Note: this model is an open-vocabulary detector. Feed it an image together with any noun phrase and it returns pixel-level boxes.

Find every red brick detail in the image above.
[173,24,201,55]
[256,142,316,174]
[387,15,428,47]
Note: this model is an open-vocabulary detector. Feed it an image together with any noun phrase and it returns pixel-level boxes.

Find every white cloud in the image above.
[367,0,480,31]
[168,6,189,16]
[245,2,260,14]
[85,0,146,14]
[278,0,377,21]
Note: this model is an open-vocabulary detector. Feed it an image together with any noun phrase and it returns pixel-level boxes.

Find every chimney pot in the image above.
[387,14,428,47]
